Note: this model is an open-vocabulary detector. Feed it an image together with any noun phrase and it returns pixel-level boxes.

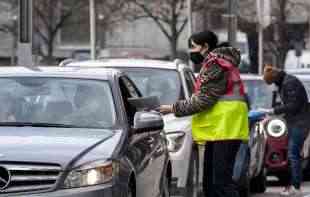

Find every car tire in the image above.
[183,149,199,197]
[250,168,266,193]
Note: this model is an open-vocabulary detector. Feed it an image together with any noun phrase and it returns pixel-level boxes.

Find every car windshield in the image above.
[0,77,116,128]
[243,79,274,109]
[120,68,182,105]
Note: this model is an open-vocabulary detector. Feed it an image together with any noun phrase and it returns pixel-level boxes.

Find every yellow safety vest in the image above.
[192,53,249,144]
[192,99,249,144]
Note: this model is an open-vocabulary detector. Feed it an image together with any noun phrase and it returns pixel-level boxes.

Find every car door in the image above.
[119,76,164,197]
[147,121,167,197]
[184,69,196,98]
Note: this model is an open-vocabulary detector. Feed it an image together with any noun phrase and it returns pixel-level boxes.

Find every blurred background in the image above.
[0,0,310,74]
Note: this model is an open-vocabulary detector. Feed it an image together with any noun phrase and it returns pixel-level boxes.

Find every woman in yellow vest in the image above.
[159,31,249,197]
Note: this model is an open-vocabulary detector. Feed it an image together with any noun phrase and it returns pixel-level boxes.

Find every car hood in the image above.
[0,127,120,168]
[163,113,191,132]
[248,110,266,122]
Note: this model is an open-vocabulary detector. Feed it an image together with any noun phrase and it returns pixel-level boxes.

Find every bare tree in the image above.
[200,0,310,71]
[0,0,18,65]
[271,0,310,68]
[237,0,310,69]
[33,0,88,64]
[96,0,129,49]
[127,0,204,59]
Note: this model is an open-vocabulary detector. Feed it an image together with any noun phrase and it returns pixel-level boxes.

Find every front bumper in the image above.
[169,132,193,189]
[265,136,289,173]
[10,184,113,197]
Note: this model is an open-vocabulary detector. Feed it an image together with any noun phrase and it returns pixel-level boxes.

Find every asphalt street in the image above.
[172,179,310,197]
[253,180,310,197]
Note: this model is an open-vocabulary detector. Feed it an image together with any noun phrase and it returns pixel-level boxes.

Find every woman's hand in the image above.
[158,105,173,115]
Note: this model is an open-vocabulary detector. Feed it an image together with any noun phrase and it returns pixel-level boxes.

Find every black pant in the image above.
[203,140,241,197]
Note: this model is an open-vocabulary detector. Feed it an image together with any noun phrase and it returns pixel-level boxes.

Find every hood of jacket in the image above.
[212,47,241,66]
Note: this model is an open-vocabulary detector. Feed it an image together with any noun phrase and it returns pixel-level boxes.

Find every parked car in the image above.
[241,74,272,193]
[63,58,199,197]
[0,66,171,197]
[262,74,310,183]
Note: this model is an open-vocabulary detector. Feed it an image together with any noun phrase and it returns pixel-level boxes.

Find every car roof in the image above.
[286,68,310,75]
[240,74,263,80]
[0,66,121,80]
[295,74,310,80]
[65,58,187,70]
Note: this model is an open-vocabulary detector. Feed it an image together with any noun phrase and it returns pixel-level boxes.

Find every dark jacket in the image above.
[274,71,309,128]
[172,47,240,117]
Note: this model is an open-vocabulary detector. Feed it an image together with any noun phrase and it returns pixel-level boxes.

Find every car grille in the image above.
[0,162,62,194]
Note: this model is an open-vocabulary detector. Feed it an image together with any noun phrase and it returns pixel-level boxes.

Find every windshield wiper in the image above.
[0,122,78,128]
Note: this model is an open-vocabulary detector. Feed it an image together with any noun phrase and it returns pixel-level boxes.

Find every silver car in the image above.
[63,59,199,197]
[0,66,170,197]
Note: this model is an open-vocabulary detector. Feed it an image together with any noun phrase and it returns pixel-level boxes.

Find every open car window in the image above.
[0,77,116,129]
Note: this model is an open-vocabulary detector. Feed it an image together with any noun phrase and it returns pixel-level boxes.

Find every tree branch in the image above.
[133,1,171,40]
[177,18,188,36]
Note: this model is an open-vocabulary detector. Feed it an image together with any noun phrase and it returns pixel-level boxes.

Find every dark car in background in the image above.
[0,67,171,197]
[243,73,310,184]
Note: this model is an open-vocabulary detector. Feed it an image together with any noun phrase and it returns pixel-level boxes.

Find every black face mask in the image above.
[190,52,205,64]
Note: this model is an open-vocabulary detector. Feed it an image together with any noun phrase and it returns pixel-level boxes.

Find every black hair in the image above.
[188,30,218,51]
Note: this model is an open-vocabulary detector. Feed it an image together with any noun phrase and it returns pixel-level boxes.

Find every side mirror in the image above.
[133,111,164,133]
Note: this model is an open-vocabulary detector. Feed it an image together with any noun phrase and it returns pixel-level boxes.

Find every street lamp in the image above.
[89,0,96,60]
[187,0,192,37]
[17,0,33,66]
[187,0,193,69]
[98,13,105,50]
[10,14,18,66]
[228,0,237,48]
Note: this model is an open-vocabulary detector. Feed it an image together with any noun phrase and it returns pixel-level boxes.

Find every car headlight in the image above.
[265,118,287,138]
[63,160,118,189]
[166,131,186,152]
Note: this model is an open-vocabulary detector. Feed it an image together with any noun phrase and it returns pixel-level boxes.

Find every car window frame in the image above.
[183,69,196,97]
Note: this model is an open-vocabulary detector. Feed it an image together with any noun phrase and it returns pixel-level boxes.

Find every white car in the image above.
[62,58,199,197]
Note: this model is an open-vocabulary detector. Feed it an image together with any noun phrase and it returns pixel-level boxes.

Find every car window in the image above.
[122,68,182,105]
[243,79,274,109]
[184,70,195,96]
[119,76,141,125]
[0,77,116,128]
[120,76,141,98]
